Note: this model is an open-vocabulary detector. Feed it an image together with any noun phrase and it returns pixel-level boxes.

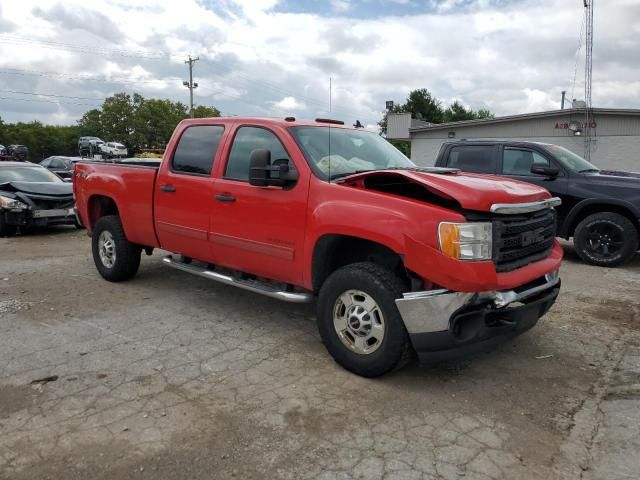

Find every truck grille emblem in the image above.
[521,228,546,247]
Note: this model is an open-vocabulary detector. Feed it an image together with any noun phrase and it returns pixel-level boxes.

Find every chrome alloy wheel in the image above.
[98,230,116,268]
[333,289,385,355]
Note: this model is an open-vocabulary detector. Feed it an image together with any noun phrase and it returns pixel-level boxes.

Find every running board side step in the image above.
[162,255,313,304]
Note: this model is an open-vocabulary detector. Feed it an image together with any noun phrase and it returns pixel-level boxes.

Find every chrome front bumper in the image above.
[395,270,560,335]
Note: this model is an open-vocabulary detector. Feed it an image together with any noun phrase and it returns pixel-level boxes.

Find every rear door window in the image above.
[446,146,497,173]
[172,125,224,175]
[502,148,550,176]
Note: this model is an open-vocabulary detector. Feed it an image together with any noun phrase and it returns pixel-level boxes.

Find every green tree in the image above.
[443,101,476,122]
[0,121,80,160]
[378,89,495,158]
[76,92,221,153]
[133,98,188,149]
[403,88,444,123]
[191,105,221,118]
[443,101,496,123]
[99,92,139,144]
[476,109,495,120]
[78,109,102,137]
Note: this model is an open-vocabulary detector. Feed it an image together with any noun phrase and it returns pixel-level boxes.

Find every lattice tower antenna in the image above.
[583,0,594,160]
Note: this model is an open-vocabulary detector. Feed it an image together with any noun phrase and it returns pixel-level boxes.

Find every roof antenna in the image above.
[328,77,332,184]
[329,77,332,114]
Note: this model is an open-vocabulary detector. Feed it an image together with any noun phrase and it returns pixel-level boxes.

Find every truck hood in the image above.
[340,169,551,212]
[0,181,73,197]
[586,170,640,184]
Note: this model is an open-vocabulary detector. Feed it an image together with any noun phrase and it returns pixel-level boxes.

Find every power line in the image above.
[0,96,101,107]
[0,35,179,61]
[0,34,366,119]
[0,55,366,121]
[0,65,364,120]
[0,89,104,100]
[0,67,180,86]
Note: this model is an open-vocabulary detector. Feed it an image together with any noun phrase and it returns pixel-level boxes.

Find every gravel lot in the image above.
[1,228,639,480]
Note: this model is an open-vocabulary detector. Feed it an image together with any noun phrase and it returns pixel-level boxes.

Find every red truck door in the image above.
[155,125,225,262]
[210,125,309,285]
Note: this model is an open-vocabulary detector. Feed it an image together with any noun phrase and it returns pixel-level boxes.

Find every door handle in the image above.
[215,193,236,202]
[160,185,176,192]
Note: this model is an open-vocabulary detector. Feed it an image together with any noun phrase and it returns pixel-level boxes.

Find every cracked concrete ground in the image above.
[1,229,639,480]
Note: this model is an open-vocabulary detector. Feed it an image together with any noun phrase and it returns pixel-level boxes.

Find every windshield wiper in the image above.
[329,166,420,181]
[578,168,600,173]
[328,170,374,181]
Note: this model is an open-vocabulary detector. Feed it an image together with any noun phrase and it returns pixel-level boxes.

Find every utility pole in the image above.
[183,55,199,118]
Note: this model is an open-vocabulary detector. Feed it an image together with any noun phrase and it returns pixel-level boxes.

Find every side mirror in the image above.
[531,165,559,178]
[249,149,298,187]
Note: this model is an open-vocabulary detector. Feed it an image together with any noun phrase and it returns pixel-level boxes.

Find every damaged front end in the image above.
[0,184,76,233]
[395,270,560,364]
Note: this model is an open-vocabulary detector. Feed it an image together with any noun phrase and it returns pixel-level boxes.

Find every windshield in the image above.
[0,166,63,183]
[289,126,415,179]
[543,145,599,172]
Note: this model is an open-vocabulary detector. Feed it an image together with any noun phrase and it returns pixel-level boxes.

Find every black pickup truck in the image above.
[434,140,640,267]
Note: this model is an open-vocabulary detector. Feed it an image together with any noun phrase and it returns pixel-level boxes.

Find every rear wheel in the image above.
[317,262,412,377]
[574,212,638,267]
[92,215,141,281]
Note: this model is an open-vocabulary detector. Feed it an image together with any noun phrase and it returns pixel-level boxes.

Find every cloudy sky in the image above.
[0,0,639,127]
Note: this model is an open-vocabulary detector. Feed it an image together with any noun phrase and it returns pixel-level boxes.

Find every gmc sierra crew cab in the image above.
[435,140,640,267]
[74,117,563,377]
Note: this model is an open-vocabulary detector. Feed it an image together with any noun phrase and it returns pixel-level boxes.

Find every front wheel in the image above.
[92,215,141,281]
[317,262,412,377]
[574,212,639,267]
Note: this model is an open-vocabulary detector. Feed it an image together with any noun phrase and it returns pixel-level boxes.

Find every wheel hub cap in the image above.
[333,290,385,355]
[98,231,116,268]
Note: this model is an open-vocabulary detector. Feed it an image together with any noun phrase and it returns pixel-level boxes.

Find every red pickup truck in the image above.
[74,117,562,377]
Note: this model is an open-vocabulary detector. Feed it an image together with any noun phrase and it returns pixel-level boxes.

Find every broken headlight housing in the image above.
[0,195,28,212]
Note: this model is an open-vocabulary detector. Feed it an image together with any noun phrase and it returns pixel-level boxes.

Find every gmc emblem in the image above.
[521,228,546,247]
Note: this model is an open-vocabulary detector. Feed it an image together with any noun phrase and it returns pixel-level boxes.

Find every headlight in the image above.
[438,222,493,261]
[0,195,28,211]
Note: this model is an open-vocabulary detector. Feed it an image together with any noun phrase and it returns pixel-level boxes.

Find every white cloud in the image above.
[271,96,306,111]
[0,0,639,126]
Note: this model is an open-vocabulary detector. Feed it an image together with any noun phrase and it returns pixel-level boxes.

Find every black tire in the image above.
[574,212,639,267]
[317,262,412,377]
[92,215,141,281]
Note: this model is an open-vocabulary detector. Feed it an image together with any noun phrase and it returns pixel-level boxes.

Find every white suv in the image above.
[100,142,128,159]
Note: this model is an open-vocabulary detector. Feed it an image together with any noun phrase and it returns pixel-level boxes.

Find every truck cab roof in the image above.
[177,116,362,130]
[442,139,553,147]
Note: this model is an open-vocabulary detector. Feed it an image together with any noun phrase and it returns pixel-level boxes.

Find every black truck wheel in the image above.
[317,262,412,377]
[574,212,639,267]
[92,215,141,281]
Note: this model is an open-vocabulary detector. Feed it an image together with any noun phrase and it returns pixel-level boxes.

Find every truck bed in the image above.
[74,161,160,248]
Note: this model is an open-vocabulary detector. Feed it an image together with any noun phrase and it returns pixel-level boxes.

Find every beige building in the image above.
[388,109,640,172]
